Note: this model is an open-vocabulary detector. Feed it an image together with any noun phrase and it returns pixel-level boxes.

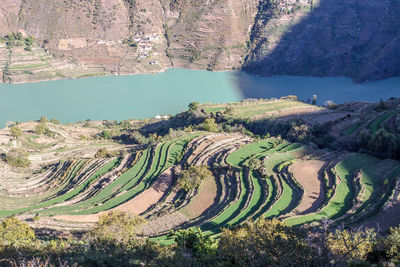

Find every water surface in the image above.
[1,69,400,127]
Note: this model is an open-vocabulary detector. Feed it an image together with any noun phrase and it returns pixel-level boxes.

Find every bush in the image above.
[95,148,119,158]
[5,149,31,167]
[39,116,48,123]
[218,218,320,266]
[10,125,22,138]
[188,102,200,111]
[0,217,36,248]
[170,228,216,261]
[177,165,213,192]
[327,228,376,264]
[201,118,219,132]
[50,119,61,125]
[384,227,400,264]
[34,123,47,135]
[87,211,145,246]
[368,128,398,158]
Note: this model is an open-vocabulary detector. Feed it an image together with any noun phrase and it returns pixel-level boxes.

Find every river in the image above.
[1,68,400,127]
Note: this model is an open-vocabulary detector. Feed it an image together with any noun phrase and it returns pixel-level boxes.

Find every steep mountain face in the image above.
[244,0,400,82]
[160,0,259,70]
[0,0,399,83]
[0,0,21,35]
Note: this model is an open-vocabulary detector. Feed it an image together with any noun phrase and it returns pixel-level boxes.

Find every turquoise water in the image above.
[1,68,400,127]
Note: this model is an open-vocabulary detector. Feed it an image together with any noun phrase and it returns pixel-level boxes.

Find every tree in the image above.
[39,116,48,123]
[87,211,145,246]
[10,125,22,138]
[384,226,400,264]
[35,123,48,135]
[324,100,337,109]
[326,227,376,264]
[188,102,200,111]
[312,94,317,105]
[201,118,219,132]
[375,99,388,111]
[100,130,112,140]
[0,217,36,248]
[224,106,235,116]
[170,228,216,260]
[358,130,371,148]
[368,128,398,158]
[245,156,263,170]
[177,165,213,192]
[287,123,312,142]
[218,218,320,266]
[5,149,31,167]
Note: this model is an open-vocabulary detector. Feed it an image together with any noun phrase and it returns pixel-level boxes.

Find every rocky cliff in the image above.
[0,0,399,83]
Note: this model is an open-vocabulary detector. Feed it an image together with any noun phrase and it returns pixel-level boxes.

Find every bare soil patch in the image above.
[289,160,326,215]
[181,174,218,219]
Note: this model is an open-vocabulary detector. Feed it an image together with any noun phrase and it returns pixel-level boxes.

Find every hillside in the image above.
[2,98,400,265]
[0,0,399,83]
[2,97,400,236]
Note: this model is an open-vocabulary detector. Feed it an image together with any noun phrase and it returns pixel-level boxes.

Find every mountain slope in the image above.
[0,0,399,83]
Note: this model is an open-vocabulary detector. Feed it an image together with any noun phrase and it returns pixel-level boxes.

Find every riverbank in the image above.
[2,69,400,128]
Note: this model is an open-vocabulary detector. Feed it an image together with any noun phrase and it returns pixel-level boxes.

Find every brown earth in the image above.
[53,167,173,223]
[288,160,326,215]
[181,174,218,219]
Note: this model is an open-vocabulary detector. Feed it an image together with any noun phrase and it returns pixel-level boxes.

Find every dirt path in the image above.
[53,168,174,223]
[288,160,326,215]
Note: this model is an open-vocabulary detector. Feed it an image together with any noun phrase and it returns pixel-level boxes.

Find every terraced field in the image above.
[2,45,110,83]
[203,99,324,120]
[1,125,400,239]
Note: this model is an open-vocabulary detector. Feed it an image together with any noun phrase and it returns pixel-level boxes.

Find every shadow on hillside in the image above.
[235,0,400,100]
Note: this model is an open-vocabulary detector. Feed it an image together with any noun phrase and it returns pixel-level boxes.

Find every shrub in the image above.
[188,102,200,111]
[95,148,118,158]
[375,99,388,111]
[170,228,216,260]
[177,165,213,192]
[10,125,22,138]
[368,128,397,158]
[384,227,400,264]
[50,119,61,125]
[5,149,31,167]
[218,218,320,266]
[224,106,235,116]
[0,217,36,248]
[324,100,337,109]
[201,118,219,132]
[34,123,47,135]
[39,116,48,123]
[244,156,263,170]
[327,228,376,264]
[87,211,145,247]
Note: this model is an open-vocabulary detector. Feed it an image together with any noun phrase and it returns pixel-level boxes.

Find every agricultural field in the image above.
[2,44,110,83]
[1,98,400,243]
